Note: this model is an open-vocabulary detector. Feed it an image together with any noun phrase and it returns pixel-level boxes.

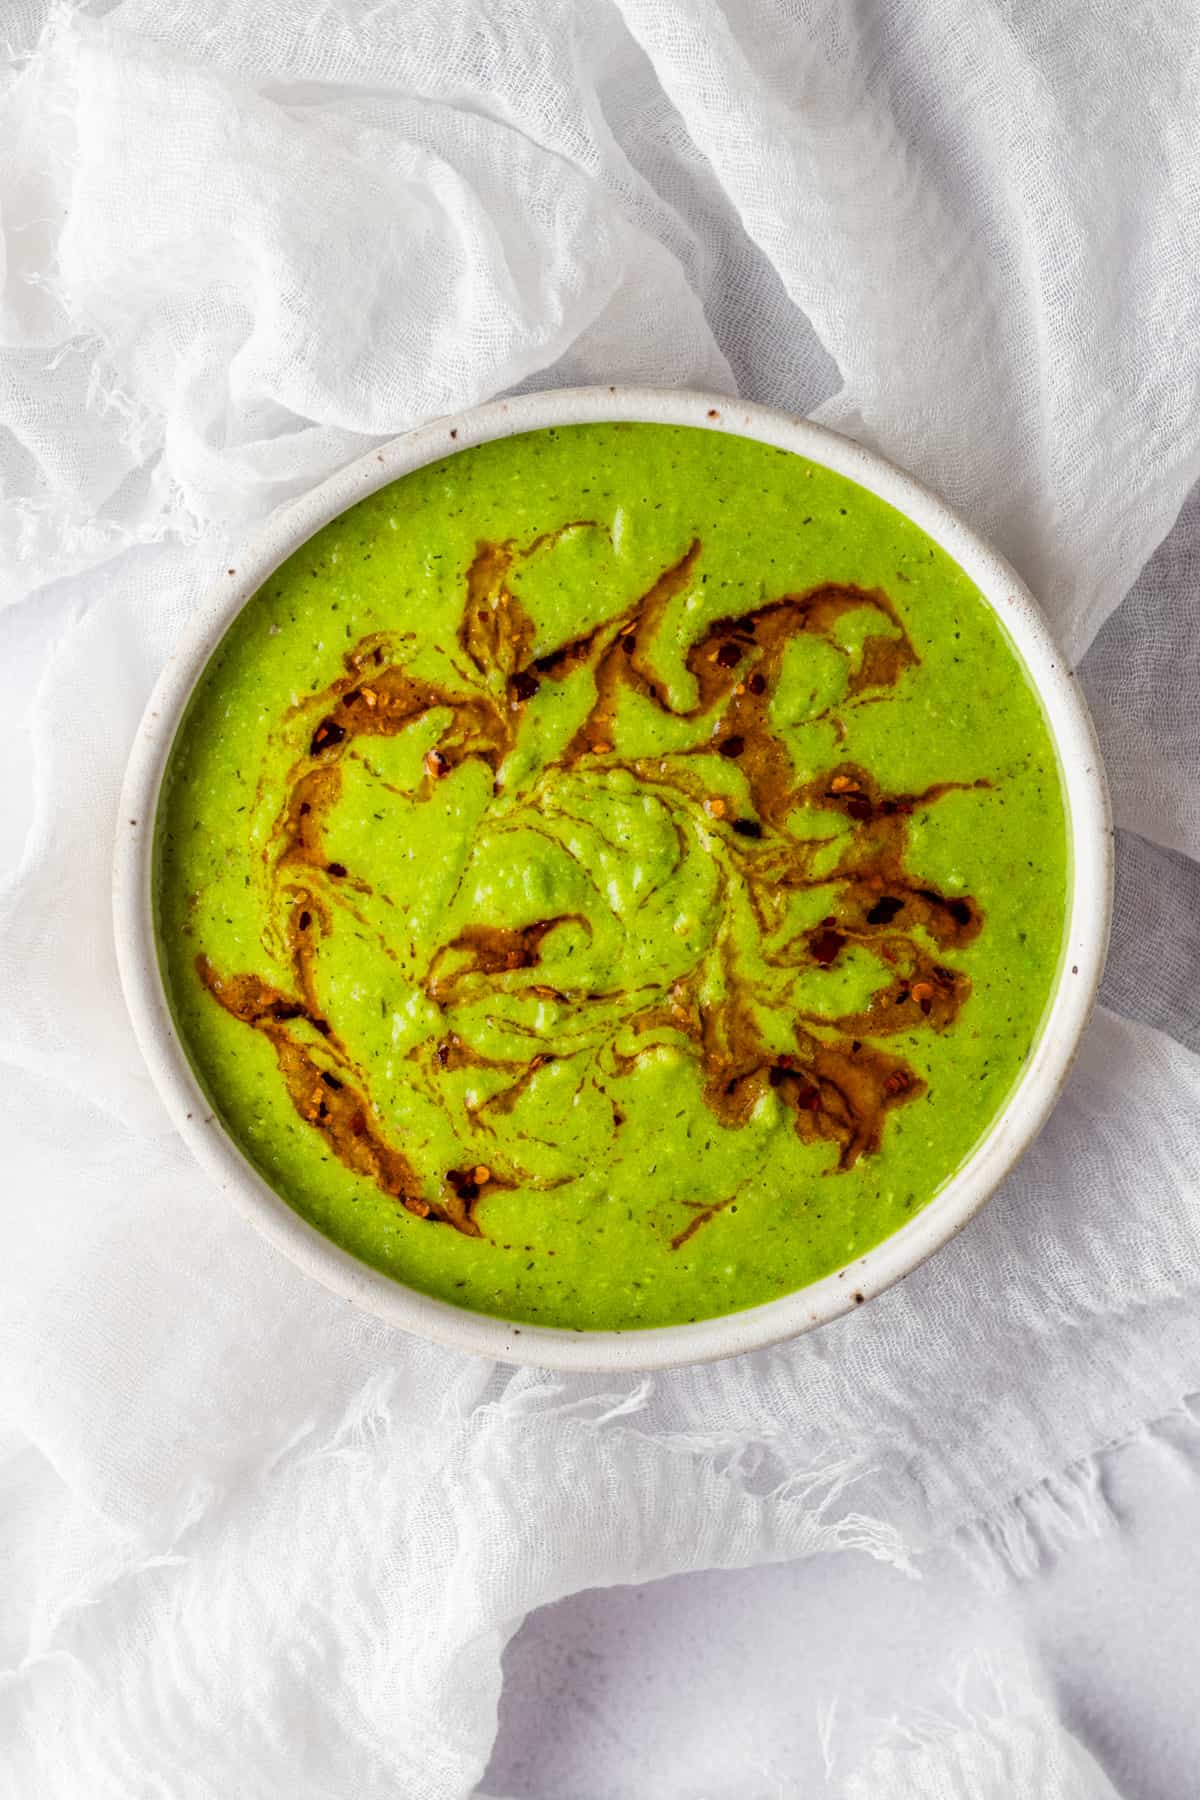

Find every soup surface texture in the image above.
[155,422,1067,1329]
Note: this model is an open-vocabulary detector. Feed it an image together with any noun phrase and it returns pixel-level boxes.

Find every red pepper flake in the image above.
[748,672,767,695]
[310,717,346,755]
[718,734,745,758]
[884,1070,910,1095]
[716,641,743,668]
[326,862,348,878]
[808,928,844,966]
[845,796,872,822]
[866,895,903,925]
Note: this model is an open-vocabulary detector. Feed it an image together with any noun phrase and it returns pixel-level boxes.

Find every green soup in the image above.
[155,422,1068,1330]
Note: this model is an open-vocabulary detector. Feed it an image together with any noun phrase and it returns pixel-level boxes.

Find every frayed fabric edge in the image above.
[951,1392,1200,1590]
[829,1647,1119,1799]
[288,1361,911,1573]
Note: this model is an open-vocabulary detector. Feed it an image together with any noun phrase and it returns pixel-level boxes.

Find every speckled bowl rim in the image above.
[114,386,1112,1372]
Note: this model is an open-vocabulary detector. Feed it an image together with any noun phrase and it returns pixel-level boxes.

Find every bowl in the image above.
[113,385,1112,1371]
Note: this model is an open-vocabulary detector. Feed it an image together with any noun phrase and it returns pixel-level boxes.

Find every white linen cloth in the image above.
[1,3,1199,1793]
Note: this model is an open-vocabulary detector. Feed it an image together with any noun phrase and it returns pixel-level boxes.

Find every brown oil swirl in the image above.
[198,528,985,1240]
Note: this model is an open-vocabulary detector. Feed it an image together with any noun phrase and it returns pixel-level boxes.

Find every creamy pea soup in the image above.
[155,423,1067,1330]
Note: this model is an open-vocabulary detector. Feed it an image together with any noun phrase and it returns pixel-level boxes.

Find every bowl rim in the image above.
[113,384,1112,1372]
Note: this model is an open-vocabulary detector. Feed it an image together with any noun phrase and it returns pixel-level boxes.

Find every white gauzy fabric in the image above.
[1,2,1200,1795]
[836,1661,1121,1800]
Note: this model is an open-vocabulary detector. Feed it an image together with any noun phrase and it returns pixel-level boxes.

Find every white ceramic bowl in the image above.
[114,386,1112,1371]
